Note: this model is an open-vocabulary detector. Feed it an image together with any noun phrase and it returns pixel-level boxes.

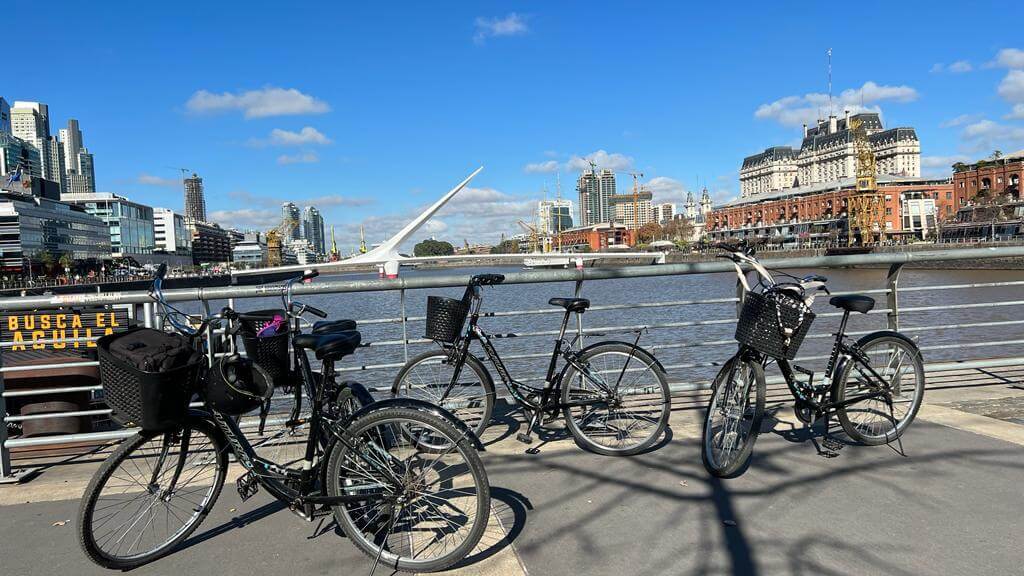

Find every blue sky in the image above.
[7,1,1024,251]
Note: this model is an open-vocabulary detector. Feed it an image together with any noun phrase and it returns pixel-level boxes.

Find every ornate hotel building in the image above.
[739,112,920,198]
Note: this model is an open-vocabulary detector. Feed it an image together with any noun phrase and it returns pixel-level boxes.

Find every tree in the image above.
[35,250,56,276]
[490,239,520,254]
[413,239,455,257]
[638,222,663,243]
[663,218,695,243]
[59,252,74,274]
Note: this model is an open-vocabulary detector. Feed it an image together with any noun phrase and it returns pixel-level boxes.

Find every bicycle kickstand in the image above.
[884,395,908,457]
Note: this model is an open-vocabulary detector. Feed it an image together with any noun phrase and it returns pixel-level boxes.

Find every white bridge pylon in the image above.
[345,166,482,270]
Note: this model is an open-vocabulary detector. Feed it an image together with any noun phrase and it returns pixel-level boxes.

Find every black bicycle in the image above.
[392,273,671,456]
[702,241,926,477]
[78,266,491,573]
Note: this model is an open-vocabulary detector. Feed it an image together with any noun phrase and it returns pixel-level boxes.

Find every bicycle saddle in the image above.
[829,294,874,314]
[312,319,357,333]
[293,331,362,361]
[549,297,590,313]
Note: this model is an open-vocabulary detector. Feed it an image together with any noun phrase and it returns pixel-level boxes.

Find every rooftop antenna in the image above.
[827,47,833,117]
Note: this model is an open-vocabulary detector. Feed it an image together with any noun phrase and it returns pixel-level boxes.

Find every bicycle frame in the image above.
[438,284,635,414]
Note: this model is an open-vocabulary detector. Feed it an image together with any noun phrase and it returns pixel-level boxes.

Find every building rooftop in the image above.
[717,174,950,208]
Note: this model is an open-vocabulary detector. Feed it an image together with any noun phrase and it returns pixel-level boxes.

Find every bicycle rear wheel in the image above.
[702,353,765,478]
[833,333,925,445]
[78,418,227,569]
[561,342,671,456]
[326,406,490,573]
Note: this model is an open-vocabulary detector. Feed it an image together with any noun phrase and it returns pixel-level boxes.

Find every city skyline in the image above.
[6,1,1024,250]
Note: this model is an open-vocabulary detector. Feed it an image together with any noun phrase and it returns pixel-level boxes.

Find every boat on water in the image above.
[523,254,574,269]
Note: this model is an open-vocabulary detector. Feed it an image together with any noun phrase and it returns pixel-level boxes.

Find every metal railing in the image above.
[2,244,1024,482]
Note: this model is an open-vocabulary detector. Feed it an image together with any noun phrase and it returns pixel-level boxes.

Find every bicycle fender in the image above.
[347,397,486,451]
[577,340,667,373]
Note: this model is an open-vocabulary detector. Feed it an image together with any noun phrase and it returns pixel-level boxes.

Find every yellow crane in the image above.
[629,172,645,230]
[847,115,885,246]
[517,219,541,253]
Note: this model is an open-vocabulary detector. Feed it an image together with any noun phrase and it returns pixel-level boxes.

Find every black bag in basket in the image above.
[98,327,203,431]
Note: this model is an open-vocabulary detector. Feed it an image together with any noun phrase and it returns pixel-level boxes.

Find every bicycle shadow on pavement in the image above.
[177,499,288,552]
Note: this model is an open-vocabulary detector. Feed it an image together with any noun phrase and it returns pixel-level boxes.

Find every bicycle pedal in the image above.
[822,437,844,452]
[818,449,839,459]
[516,433,533,444]
[235,472,259,502]
[525,446,541,455]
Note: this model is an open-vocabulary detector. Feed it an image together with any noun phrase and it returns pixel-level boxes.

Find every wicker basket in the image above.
[425,296,469,343]
[98,334,202,431]
[734,290,815,360]
[237,309,290,389]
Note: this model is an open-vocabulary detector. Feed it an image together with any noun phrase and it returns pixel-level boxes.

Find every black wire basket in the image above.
[237,309,290,389]
[98,332,203,431]
[734,290,815,360]
[425,296,469,343]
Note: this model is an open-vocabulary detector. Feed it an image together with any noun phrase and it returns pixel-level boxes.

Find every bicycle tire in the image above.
[326,406,491,572]
[702,353,765,478]
[833,333,925,446]
[561,342,671,456]
[78,418,227,569]
[392,349,495,445]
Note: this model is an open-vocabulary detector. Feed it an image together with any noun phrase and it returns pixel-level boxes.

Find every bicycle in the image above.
[78,265,491,573]
[702,240,926,477]
[392,273,672,456]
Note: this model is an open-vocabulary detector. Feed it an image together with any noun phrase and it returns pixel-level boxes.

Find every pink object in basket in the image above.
[257,315,286,337]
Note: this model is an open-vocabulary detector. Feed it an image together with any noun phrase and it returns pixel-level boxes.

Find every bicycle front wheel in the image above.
[833,333,925,445]
[78,418,227,569]
[326,406,491,573]
[702,354,765,478]
[561,342,671,456]
[392,349,495,444]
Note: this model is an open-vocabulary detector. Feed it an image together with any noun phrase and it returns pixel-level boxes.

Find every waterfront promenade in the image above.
[1,363,1022,575]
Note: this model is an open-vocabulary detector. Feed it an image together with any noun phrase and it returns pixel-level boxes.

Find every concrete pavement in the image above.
[2,370,1024,576]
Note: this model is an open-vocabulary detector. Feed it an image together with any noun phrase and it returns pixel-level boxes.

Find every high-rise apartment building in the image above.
[0,98,10,133]
[153,207,192,256]
[537,199,574,235]
[302,205,325,256]
[10,102,64,184]
[576,170,600,226]
[598,169,616,222]
[59,119,96,196]
[652,202,675,224]
[610,189,654,229]
[183,173,206,222]
[281,202,301,240]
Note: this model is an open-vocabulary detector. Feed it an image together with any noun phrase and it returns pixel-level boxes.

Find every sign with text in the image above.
[1,307,131,361]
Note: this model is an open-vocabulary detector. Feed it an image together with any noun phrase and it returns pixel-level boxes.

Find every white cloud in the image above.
[185,87,330,118]
[998,69,1024,103]
[473,13,529,43]
[565,150,633,172]
[920,155,971,177]
[524,160,559,174]
[1006,104,1024,120]
[277,151,319,165]
[940,114,981,128]
[227,190,372,208]
[208,208,280,229]
[931,61,973,74]
[960,119,1024,152]
[754,81,918,127]
[643,176,689,203]
[137,173,179,187]
[252,126,332,147]
[993,48,1024,69]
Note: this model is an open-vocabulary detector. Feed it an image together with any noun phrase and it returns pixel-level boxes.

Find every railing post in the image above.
[142,302,154,328]
[0,338,34,482]
[575,279,584,349]
[886,263,903,332]
[400,289,409,363]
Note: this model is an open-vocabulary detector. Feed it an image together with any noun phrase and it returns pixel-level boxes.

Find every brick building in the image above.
[706,176,952,245]
[950,152,1023,214]
[556,222,637,252]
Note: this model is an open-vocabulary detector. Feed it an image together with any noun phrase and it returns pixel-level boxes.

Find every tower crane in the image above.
[629,172,645,231]
[517,219,541,253]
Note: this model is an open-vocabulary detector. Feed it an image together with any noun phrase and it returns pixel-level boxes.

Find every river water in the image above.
[218,265,1024,393]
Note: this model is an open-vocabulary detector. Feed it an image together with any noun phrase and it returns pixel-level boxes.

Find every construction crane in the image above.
[629,172,645,231]
[846,115,885,246]
[517,219,541,253]
[359,225,367,254]
[329,225,340,261]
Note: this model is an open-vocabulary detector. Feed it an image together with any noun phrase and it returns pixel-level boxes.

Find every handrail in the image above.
[1,246,1022,310]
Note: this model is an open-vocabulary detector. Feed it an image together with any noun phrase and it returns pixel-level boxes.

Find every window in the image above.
[885,207,892,215]
[946,191,952,200]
